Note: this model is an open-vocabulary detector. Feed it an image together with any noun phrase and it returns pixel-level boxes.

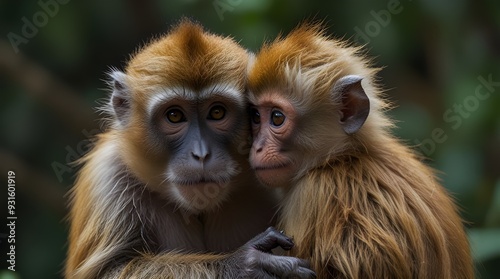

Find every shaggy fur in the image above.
[249,23,474,279]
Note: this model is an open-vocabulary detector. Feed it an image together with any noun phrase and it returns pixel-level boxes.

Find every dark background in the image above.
[1,0,499,278]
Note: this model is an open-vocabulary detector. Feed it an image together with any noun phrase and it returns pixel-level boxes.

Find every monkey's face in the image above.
[119,84,248,212]
[249,92,301,188]
[147,87,247,211]
[111,72,249,213]
[248,76,370,189]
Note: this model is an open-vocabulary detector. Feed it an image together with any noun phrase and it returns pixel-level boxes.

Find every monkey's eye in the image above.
[271,110,285,127]
[251,108,260,124]
[165,108,186,123]
[208,105,226,120]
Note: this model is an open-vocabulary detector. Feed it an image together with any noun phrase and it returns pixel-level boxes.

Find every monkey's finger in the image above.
[250,227,294,252]
[295,266,317,278]
[258,253,316,279]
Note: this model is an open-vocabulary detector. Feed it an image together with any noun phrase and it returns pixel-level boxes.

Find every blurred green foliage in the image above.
[0,0,499,278]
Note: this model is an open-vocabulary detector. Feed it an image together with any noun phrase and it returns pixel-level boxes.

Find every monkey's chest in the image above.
[154,212,250,253]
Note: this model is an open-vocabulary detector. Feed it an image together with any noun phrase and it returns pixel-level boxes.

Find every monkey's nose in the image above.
[191,140,210,162]
[191,151,209,162]
[254,137,265,153]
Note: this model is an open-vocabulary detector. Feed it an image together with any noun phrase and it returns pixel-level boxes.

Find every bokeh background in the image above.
[1,0,499,278]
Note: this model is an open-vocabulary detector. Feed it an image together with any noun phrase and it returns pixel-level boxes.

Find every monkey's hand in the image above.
[223,227,316,279]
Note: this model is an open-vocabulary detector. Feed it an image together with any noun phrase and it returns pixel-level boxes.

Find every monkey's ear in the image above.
[109,70,131,126]
[333,75,370,134]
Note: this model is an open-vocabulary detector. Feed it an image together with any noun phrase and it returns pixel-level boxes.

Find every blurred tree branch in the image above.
[0,40,98,136]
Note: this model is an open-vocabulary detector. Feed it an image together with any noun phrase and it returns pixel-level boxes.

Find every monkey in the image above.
[247,23,474,279]
[65,20,316,279]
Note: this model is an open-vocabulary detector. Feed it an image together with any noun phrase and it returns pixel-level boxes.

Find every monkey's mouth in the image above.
[178,178,218,186]
[173,176,229,187]
[253,163,294,188]
[170,176,231,212]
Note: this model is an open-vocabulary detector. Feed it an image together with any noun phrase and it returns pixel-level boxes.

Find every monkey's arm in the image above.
[68,222,315,279]
[100,227,314,279]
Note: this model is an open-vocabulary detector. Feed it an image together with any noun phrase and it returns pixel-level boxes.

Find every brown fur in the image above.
[126,19,248,94]
[249,23,474,279]
[65,20,277,278]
